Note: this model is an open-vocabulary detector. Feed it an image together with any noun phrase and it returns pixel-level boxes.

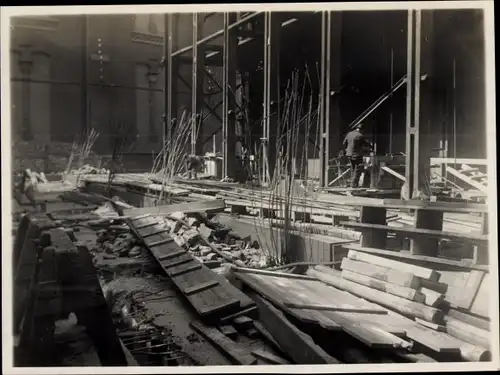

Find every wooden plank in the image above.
[219,306,259,324]
[157,249,187,261]
[124,199,226,217]
[162,256,193,269]
[233,316,254,331]
[184,280,220,296]
[457,270,485,310]
[141,228,170,238]
[341,221,488,243]
[341,257,421,288]
[308,267,443,323]
[198,298,241,319]
[346,250,440,281]
[415,318,446,332]
[347,243,489,272]
[231,266,318,281]
[405,324,462,353]
[445,316,490,349]
[189,321,257,365]
[148,238,176,248]
[168,262,202,277]
[447,309,490,331]
[251,349,291,365]
[340,269,426,303]
[252,295,339,364]
[218,325,238,340]
[283,301,388,315]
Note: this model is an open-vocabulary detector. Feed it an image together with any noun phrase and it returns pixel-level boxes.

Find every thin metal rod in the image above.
[389,47,394,154]
[405,10,414,196]
[412,10,422,193]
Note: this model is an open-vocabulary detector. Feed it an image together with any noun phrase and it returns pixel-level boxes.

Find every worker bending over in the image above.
[342,123,373,188]
[185,154,204,180]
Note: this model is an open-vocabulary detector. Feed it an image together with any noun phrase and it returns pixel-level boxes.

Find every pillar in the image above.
[192,13,205,155]
[222,12,238,179]
[405,10,434,198]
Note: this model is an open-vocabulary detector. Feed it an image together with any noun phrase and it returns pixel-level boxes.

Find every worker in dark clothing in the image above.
[185,154,203,180]
[342,123,373,188]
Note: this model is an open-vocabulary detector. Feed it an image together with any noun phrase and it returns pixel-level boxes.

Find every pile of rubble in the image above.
[69,164,109,175]
[94,225,143,259]
[156,211,269,269]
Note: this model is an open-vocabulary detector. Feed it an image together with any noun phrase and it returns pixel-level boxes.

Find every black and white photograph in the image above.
[1,2,498,373]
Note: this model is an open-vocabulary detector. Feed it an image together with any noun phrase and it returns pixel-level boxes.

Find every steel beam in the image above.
[405,10,434,198]
[262,12,281,185]
[222,12,238,179]
[192,13,205,155]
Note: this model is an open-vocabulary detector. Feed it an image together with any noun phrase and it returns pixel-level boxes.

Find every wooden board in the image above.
[341,257,420,289]
[123,199,226,217]
[457,270,485,310]
[346,243,489,272]
[346,249,440,281]
[340,269,425,303]
[341,221,488,243]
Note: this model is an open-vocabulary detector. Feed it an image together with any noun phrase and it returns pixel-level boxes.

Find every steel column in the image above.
[82,15,88,133]
[222,12,238,179]
[262,12,280,185]
[191,13,205,155]
[405,10,434,198]
[319,11,331,187]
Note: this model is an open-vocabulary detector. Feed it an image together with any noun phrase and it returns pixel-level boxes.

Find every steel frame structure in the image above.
[162,10,433,188]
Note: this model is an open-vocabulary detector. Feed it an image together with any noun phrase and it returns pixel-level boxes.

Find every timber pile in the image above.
[305,252,491,362]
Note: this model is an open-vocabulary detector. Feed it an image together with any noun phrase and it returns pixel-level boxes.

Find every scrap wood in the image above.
[346,249,441,281]
[308,267,444,324]
[340,269,426,303]
[341,257,421,289]
[283,301,388,315]
[189,321,257,365]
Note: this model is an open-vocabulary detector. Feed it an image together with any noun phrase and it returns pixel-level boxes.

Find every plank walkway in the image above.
[127,215,255,323]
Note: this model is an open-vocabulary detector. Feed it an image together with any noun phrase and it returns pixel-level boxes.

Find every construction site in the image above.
[7,6,496,368]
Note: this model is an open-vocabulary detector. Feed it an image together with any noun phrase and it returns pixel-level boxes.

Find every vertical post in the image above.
[192,13,205,156]
[222,12,238,180]
[261,12,280,185]
[319,12,332,187]
[405,10,415,197]
[82,14,88,134]
[405,10,434,198]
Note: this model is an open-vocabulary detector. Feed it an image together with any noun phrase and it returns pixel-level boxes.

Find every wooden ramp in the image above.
[128,214,255,323]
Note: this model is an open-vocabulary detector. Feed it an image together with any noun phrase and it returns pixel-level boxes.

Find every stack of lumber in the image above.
[305,250,491,362]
